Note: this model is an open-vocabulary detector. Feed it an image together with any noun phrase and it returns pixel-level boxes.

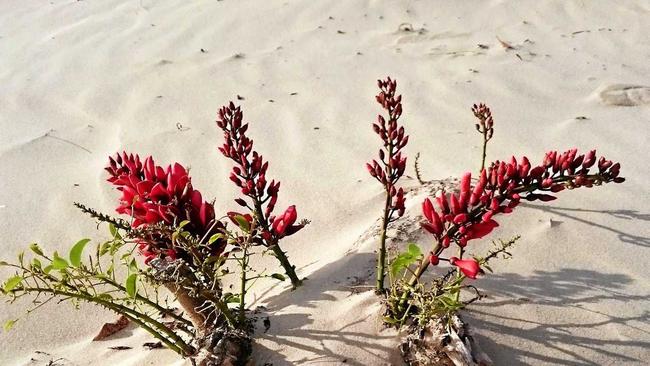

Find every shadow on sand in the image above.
[521,202,650,248]
[250,251,403,366]
[464,268,650,365]
[248,203,650,365]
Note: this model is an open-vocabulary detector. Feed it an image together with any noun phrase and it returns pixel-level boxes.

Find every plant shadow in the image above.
[249,251,403,366]
[521,202,650,248]
[463,268,650,365]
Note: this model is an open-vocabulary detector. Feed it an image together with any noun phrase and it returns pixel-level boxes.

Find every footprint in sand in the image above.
[599,84,650,106]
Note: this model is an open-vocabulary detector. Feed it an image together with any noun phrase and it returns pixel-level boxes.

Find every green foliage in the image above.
[0,221,197,356]
[125,273,138,298]
[69,238,91,267]
[390,243,422,278]
[233,215,250,232]
[51,252,69,270]
[1,196,299,360]
[29,243,43,256]
[385,236,522,327]
[3,276,23,293]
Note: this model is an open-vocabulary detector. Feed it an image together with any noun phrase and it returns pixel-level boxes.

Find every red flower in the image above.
[106,152,225,264]
[449,257,482,279]
[271,205,304,238]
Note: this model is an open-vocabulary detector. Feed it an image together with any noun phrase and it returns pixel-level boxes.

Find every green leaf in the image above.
[51,252,69,270]
[270,273,286,281]
[3,276,23,293]
[125,273,137,298]
[389,243,423,278]
[109,223,121,240]
[223,293,240,303]
[407,243,422,257]
[178,220,190,229]
[128,259,138,274]
[69,238,91,267]
[234,215,250,232]
[99,241,112,256]
[208,233,224,244]
[382,316,400,325]
[31,258,42,270]
[43,265,53,274]
[29,243,44,256]
[0,261,9,267]
[3,319,17,332]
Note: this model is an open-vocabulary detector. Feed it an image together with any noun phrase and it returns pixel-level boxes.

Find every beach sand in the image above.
[1,1,649,365]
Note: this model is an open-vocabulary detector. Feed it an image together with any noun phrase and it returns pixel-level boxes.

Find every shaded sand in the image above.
[1,1,649,365]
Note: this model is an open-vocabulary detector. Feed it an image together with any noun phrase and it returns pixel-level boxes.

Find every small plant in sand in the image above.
[1,103,305,366]
[365,78,625,365]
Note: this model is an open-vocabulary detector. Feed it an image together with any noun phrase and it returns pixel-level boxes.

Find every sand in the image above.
[1,0,649,365]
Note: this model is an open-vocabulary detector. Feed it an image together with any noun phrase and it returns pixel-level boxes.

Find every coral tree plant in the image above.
[366,77,409,293]
[364,79,625,364]
[1,103,306,366]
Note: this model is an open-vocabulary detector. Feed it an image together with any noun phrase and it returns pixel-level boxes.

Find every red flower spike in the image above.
[366,77,409,219]
[420,148,623,257]
[217,103,305,245]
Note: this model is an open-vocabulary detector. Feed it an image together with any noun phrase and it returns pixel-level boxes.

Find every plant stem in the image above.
[270,244,301,288]
[454,247,464,302]
[20,287,194,355]
[81,267,193,328]
[252,200,302,288]
[239,248,247,324]
[480,130,488,172]
[376,192,391,293]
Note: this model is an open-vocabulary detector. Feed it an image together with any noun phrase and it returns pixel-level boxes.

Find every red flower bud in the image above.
[429,253,439,265]
[453,213,468,224]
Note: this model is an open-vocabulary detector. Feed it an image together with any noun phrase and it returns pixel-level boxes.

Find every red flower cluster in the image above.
[216,102,303,243]
[106,152,224,264]
[366,77,409,217]
[422,148,624,277]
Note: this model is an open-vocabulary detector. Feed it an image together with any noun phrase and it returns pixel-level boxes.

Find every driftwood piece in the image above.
[194,325,252,366]
[400,314,492,366]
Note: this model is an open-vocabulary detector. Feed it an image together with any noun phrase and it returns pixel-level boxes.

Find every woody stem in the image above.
[376,191,391,293]
[480,129,488,172]
[270,244,301,288]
